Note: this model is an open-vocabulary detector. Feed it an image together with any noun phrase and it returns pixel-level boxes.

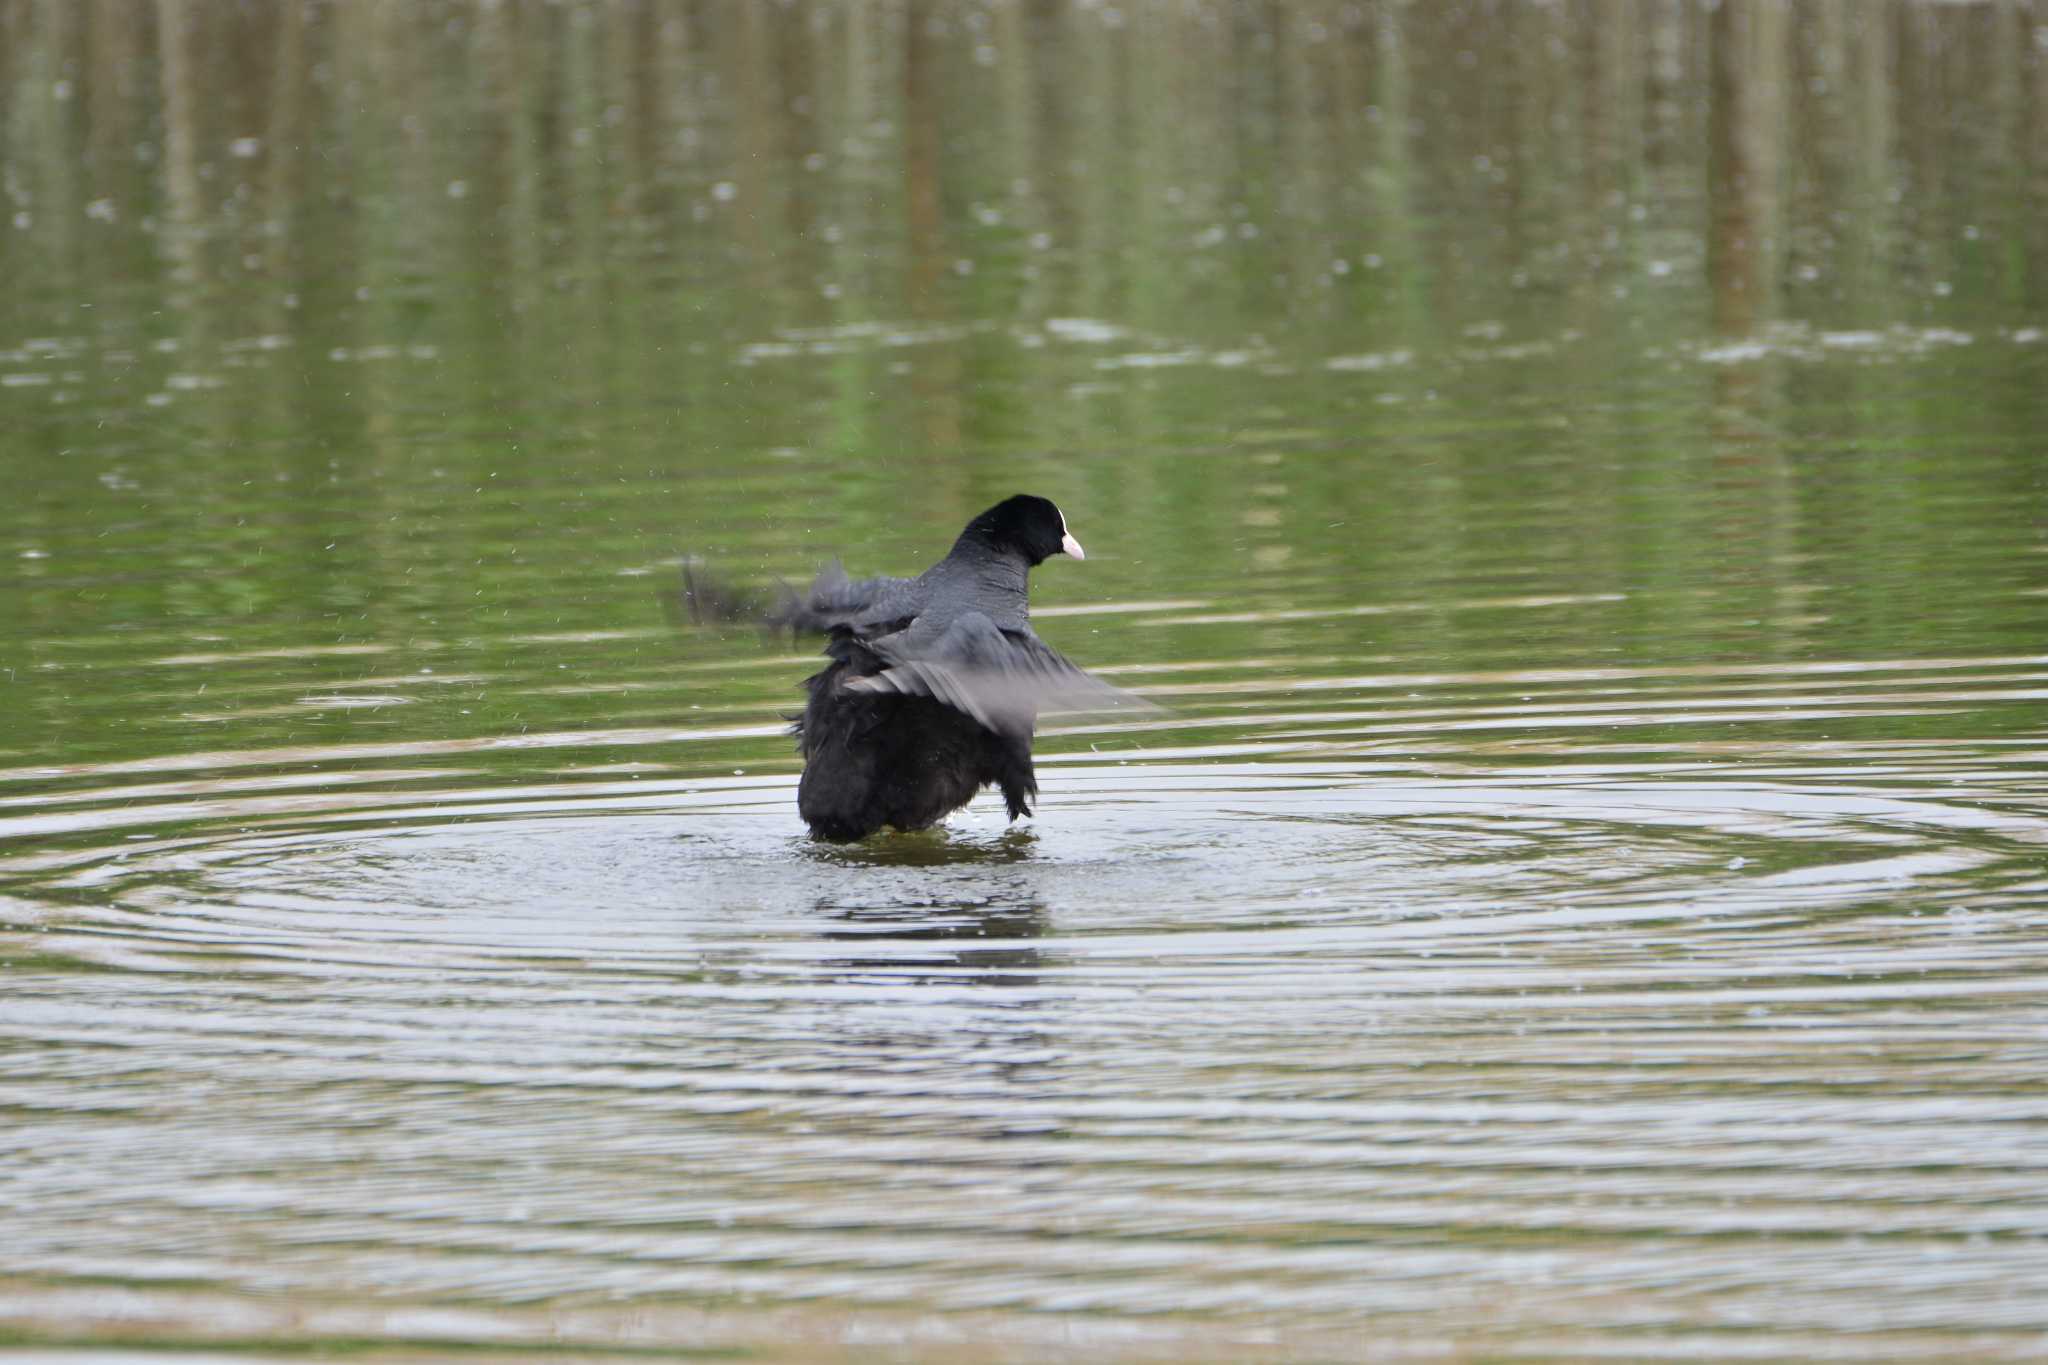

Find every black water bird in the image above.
[687,495,1145,841]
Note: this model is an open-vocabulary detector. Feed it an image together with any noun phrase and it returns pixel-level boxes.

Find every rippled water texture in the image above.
[4,2,2048,1361]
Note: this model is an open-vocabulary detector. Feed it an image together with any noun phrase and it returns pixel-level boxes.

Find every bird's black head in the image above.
[958,494,1085,567]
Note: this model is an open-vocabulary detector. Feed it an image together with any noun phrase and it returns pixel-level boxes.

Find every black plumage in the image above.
[694,495,1144,841]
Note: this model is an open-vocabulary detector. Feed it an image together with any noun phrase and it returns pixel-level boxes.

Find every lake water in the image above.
[4,2,2048,1360]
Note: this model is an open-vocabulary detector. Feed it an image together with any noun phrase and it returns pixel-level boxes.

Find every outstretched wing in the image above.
[680,559,917,636]
[770,561,920,635]
[847,611,1152,736]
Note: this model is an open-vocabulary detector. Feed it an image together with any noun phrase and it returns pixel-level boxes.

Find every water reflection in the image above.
[821,899,1048,984]
[816,899,1055,1098]
[3,0,2044,729]
[802,825,1042,869]
[4,680,2048,1353]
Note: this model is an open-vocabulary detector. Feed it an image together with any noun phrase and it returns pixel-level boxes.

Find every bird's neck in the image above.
[938,540,1032,609]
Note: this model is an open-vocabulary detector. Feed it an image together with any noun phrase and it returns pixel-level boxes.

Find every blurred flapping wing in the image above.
[846,611,1153,735]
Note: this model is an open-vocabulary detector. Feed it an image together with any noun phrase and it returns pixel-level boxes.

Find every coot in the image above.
[703,495,1143,841]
